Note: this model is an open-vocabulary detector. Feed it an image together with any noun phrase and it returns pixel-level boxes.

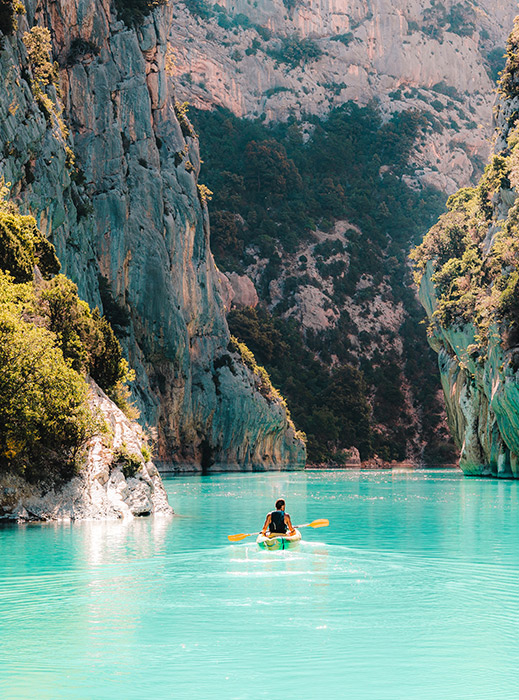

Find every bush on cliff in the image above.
[0,203,60,282]
[0,0,24,37]
[0,196,136,484]
[411,146,519,341]
[38,275,136,405]
[228,307,372,461]
[114,0,167,27]
[0,275,98,485]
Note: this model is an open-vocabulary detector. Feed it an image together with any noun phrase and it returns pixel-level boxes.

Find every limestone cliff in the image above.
[412,17,519,477]
[170,0,517,192]
[0,0,305,471]
[161,0,517,465]
[0,379,173,521]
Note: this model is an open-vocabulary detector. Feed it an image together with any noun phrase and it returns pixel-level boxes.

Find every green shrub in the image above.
[0,206,60,282]
[267,33,322,68]
[183,0,213,20]
[0,281,99,485]
[330,32,353,46]
[0,0,24,37]
[111,444,142,479]
[38,275,136,410]
[114,0,167,26]
[499,18,519,99]
[66,38,100,66]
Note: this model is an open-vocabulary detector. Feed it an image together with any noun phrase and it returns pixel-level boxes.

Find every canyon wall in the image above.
[170,0,517,192]
[0,0,305,471]
[413,18,519,477]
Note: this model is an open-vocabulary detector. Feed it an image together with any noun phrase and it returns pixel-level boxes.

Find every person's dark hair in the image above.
[275,499,285,510]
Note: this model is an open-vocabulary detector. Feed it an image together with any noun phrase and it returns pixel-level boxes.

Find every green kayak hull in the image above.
[256,529,302,550]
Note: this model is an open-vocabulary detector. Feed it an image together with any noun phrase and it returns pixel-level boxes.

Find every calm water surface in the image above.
[1,469,519,700]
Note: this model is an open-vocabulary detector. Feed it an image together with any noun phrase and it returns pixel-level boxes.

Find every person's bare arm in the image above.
[261,514,271,535]
[285,514,296,535]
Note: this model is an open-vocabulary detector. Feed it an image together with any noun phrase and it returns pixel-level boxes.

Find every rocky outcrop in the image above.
[0,0,305,471]
[413,18,519,477]
[417,267,519,477]
[170,0,517,192]
[0,380,173,521]
[226,272,259,308]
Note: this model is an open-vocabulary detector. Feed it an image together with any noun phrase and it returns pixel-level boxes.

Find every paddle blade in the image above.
[228,532,253,542]
[308,518,329,528]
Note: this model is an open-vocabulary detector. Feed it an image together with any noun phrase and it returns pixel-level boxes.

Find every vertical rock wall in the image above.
[414,19,519,478]
[0,0,305,471]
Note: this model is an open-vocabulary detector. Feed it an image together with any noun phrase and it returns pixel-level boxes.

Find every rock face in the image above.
[226,272,259,308]
[413,18,519,477]
[170,0,517,192]
[0,0,305,471]
[0,380,173,521]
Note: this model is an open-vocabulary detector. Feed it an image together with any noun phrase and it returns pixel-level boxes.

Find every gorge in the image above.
[2,0,519,514]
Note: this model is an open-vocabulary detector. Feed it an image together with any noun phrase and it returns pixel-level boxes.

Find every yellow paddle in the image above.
[228,518,329,542]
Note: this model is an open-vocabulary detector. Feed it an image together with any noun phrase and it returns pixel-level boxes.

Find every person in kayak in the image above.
[260,499,296,537]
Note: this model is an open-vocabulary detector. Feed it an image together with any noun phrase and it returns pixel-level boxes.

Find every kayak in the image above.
[256,529,302,551]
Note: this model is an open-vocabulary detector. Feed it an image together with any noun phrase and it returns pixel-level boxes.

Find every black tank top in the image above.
[270,510,288,533]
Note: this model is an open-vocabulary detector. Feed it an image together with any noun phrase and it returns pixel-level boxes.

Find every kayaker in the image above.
[260,499,296,537]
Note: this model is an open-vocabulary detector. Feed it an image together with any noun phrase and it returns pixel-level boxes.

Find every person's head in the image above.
[275,499,285,511]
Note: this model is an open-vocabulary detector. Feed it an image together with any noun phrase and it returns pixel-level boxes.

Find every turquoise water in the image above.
[1,469,519,699]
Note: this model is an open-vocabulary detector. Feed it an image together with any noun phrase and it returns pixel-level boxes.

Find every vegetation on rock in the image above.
[0,0,24,37]
[228,308,370,461]
[411,134,519,349]
[0,194,135,485]
[114,0,167,26]
[194,104,453,464]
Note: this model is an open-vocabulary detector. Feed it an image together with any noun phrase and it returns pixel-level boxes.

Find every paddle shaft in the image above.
[228,518,329,542]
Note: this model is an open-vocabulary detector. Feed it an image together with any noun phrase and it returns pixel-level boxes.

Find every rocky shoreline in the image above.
[0,381,174,523]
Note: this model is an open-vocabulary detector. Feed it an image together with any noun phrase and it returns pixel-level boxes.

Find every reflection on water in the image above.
[1,470,519,700]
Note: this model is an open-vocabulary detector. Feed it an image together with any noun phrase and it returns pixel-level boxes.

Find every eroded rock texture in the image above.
[170,0,517,192]
[0,380,173,522]
[413,18,519,477]
[0,0,305,471]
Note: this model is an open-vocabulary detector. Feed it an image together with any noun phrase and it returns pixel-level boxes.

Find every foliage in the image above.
[0,0,24,37]
[23,27,59,108]
[0,205,60,282]
[114,0,167,26]
[174,101,197,139]
[194,103,449,463]
[193,103,444,270]
[228,334,286,406]
[228,308,372,461]
[330,33,353,47]
[422,1,475,41]
[486,47,507,84]
[197,184,213,206]
[499,17,519,99]
[111,443,143,479]
[37,275,136,408]
[22,25,73,147]
[0,274,99,485]
[183,0,212,20]
[0,197,137,484]
[267,33,322,68]
[411,117,519,346]
[66,38,100,66]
